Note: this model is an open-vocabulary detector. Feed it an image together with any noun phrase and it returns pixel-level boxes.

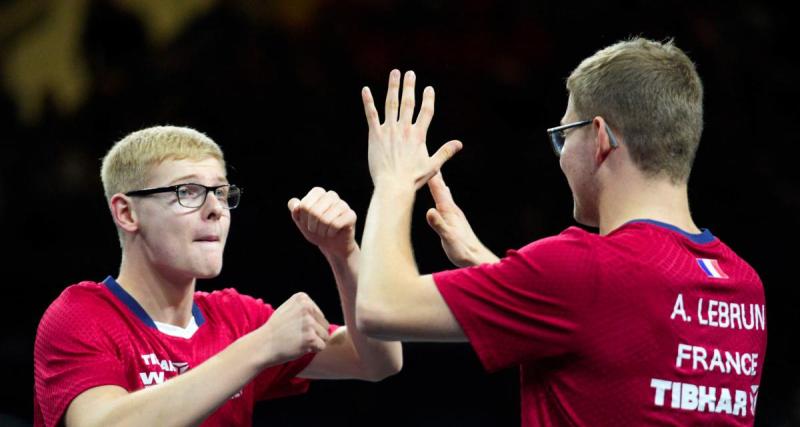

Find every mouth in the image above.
[194,235,221,243]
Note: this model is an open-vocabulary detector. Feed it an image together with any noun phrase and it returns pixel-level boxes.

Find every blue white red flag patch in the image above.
[697,258,728,279]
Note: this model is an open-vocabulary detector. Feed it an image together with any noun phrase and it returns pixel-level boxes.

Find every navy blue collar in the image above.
[103,276,205,329]
[626,219,716,244]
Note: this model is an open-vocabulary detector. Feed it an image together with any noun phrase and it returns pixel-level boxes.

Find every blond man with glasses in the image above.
[33,126,401,427]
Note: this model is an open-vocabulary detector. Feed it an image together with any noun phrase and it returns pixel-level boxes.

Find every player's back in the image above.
[547,220,766,426]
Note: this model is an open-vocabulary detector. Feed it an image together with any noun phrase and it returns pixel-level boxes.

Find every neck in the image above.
[116,247,196,328]
[597,172,699,236]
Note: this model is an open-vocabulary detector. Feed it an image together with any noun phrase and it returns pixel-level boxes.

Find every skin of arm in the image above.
[355,69,468,342]
[66,291,332,427]
[287,187,402,381]
[425,172,499,267]
[67,186,405,426]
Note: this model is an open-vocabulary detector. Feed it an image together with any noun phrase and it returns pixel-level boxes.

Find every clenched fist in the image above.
[288,187,358,257]
[260,292,330,365]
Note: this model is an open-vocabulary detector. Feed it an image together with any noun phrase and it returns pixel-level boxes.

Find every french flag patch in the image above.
[697,258,729,279]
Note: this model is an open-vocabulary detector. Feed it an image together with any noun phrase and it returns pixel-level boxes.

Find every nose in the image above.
[202,192,225,220]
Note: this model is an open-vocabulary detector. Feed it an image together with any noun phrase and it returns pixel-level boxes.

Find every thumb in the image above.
[430,140,463,172]
[287,198,301,220]
[426,208,448,236]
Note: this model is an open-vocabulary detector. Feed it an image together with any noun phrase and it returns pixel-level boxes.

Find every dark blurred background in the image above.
[1,0,797,425]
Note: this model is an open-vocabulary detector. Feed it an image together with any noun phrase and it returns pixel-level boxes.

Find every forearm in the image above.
[74,329,271,427]
[355,69,467,341]
[467,244,500,266]
[325,247,402,380]
[358,182,420,318]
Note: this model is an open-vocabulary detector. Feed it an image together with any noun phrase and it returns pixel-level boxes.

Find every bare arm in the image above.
[355,70,467,342]
[288,188,402,381]
[66,292,330,427]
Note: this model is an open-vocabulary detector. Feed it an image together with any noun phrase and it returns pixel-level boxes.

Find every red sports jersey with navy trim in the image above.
[34,277,330,427]
[433,220,766,426]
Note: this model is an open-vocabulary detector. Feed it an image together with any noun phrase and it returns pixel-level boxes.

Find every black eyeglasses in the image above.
[125,183,242,209]
[546,119,619,157]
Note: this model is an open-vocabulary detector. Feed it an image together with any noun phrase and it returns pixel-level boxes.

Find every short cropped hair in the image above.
[101,125,225,201]
[567,37,704,183]
[101,126,225,245]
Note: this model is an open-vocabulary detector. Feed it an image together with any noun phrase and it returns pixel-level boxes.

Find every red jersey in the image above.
[34,277,324,427]
[433,220,766,426]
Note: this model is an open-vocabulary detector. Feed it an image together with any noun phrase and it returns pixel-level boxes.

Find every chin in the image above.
[199,262,223,278]
[193,269,222,280]
[191,259,223,279]
[573,203,599,228]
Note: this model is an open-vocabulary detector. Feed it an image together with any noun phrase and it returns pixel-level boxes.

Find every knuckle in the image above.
[302,308,315,319]
[309,207,325,219]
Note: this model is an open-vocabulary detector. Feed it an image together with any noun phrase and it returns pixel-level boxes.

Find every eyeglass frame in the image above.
[125,183,242,209]
[546,119,619,157]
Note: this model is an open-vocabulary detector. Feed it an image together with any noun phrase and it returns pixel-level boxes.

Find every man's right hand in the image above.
[65,291,331,427]
[259,292,331,366]
[426,172,499,267]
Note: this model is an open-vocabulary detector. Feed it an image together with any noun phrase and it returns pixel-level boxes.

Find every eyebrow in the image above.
[166,175,229,186]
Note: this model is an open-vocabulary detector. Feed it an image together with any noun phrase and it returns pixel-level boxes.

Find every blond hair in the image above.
[101,126,225,244]
[101,125,225,200]
[567,37,703,183]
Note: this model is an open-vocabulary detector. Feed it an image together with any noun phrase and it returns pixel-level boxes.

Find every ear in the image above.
[592,117,616,166]
[110,194,139,234]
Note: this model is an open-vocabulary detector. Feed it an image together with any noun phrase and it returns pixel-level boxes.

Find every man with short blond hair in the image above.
[34,125,401,427]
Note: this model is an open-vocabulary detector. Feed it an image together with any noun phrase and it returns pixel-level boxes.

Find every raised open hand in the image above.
[361,70,462,190]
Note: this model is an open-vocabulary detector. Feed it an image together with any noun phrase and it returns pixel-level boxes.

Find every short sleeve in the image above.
[34,287,128,427]
[433,227,597,372]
